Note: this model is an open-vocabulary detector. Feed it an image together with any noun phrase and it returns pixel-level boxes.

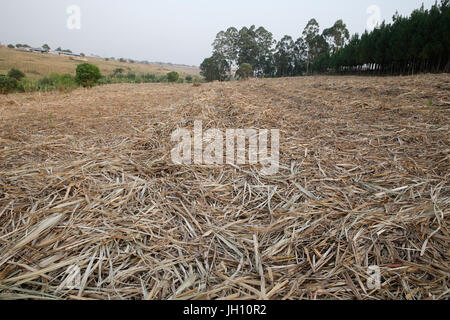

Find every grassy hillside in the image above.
[0,47,200,79]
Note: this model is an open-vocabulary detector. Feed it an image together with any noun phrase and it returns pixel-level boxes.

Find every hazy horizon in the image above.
[0,0,437,66]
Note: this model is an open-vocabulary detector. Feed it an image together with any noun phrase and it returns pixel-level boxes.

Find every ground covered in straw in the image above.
[0,75,449,300]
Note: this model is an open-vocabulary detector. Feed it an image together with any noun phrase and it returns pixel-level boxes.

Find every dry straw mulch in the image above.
[0,75,448,300]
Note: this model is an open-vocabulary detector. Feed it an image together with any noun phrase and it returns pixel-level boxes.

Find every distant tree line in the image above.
[200,0,449,81]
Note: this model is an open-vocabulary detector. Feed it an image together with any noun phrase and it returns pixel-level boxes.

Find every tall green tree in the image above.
[212,25,276,77]
[213,27,239,68]
[254,27,276,76]
[322,19,350,54]
[274,36,295,77]
[302,19,320,74]
[202,1,449,77]
[200,53,230,82]
[293,38,307,75]
[237,25,260,68]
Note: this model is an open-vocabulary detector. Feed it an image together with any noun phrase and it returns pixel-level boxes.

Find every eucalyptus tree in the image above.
[274,35,295,76]
[213,27,239,68]
[322,19,350,54]
[293,37,308,75]
[201,0,449,79]
[254,26,276,76]
[302,18,320,74]
[237,25,260,68]
[200,53,230,82]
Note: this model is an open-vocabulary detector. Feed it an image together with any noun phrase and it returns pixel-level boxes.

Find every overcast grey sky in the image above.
[0,0,437,66]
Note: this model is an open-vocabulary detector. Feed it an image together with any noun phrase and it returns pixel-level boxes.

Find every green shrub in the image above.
[185,75,193,83]
[7,68,26,81]
[142,73,156,83]
[19,78,39,92]
[75,63,102,87]
[55,73,77,92]
[108,72,164,84]
[113,68,124,77]
[158,75,168,82]
[36,73,74,91]
[98,76,112,85]
[59,73,76,85]
[167,71,179,83]
[48,73,61,83]
[37,76,54,91]
[0,75,19,94]
[126,73,136,80]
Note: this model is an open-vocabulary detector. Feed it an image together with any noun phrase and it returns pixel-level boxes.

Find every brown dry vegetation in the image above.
[0,74,449,300]
[0,47,200,79]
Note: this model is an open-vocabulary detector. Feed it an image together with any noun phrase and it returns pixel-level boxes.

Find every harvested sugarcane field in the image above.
[0,74,449,300]
[1,0,450,307]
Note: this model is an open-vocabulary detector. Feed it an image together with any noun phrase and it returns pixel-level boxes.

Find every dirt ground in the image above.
[0,75,448,300]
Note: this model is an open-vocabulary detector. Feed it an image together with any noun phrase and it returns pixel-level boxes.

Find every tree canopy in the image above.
[200,53,230,82]
[75,63,102,87]
[329,1,449,74]
[200,1,449,81]
[167,71,180,83]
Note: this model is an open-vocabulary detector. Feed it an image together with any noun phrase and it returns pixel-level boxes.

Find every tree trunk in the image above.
[437,55,442,72]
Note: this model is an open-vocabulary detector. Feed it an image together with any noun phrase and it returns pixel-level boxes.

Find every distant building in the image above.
[57,51,88,61]
[30,47,48,53]
[58,51,81,57]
